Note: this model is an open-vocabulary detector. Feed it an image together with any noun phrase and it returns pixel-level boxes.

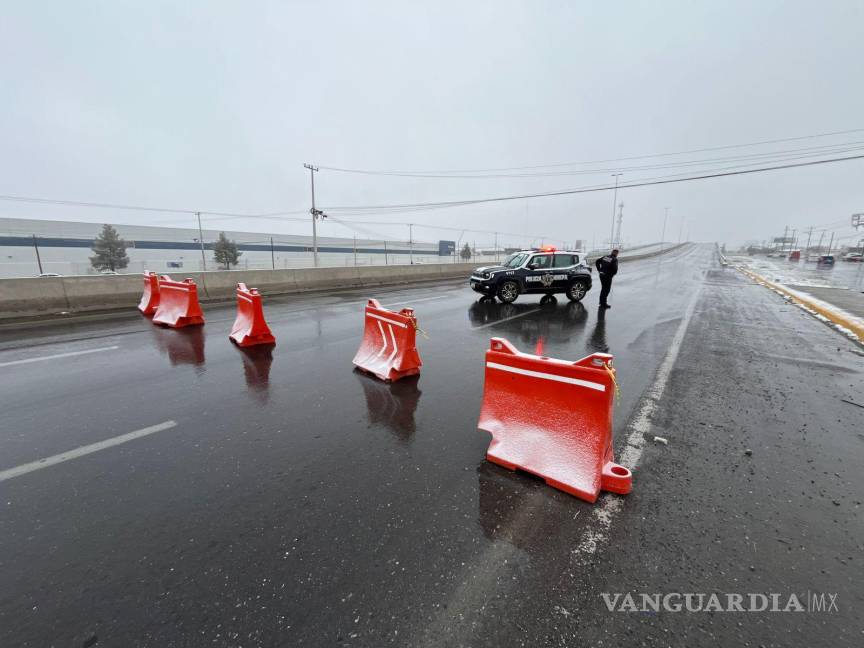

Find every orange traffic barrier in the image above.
[352,298,422,382]
[477,337,631,503]
[151,275,205,328]
[137,271,160,316]
[229,283,276,347]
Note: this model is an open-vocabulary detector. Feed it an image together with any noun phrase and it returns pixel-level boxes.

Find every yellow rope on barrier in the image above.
[604,362,621,401]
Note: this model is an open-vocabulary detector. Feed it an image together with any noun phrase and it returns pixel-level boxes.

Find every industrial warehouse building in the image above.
[0,217,451,278]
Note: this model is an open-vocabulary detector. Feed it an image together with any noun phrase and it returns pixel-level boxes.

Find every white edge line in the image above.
[0,345,120,368]
[381,294,450,307]
[0,420,178,483]
[572,281,703,562]
[486,361,606,392]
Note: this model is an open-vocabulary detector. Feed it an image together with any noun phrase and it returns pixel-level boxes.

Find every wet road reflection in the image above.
[586,307,608,353]
[150,326,206,368]
[237,345,274,403]
[355,372,422,441]
[468,299,589,348]
[476,462,574,551]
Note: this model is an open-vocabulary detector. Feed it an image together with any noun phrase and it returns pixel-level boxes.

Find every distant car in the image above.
[37,272,62,277]
[767,252,785,258]
[842,252,863,262]
[99,270,120,275]
[817,255,835,266]
[788,250,801,261]
[469,247,593,303]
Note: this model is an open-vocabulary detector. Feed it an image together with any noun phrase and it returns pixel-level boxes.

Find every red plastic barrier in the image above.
[137,271,160,316]
[151,276,205,328]
[477,337,631,503]
[229,283,276,347]
[352,298,422,382]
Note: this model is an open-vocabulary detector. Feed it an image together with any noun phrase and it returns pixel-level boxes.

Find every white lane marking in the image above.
[471,308,541,330]
[381,294,450,307]
[367,312,408,328]
[486,361,606,392]
[0,420,178,483]
[572,282,703,561]
[376,320,388,357]
[385,324,398,366]
[0,346,119,368]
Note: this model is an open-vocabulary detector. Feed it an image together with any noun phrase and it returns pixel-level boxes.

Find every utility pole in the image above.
[304,163,324,267]
[782,225,789,254]
[384,240,388,265]
[196,211,207,271]
[270,237,275,270]
[660,207,669,255]
[353,235,357,266]
[610,173,622,248]
[791,228,798,252]
[494,232,499,262]
[816,231,825,253]
[32,234,43,274]
[804,226,813,256]
[408,224,414,265]
[827,232,835,255]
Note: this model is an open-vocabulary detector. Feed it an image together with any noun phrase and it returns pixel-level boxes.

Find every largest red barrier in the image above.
[152,276,205,328]
[229,283,275,347]
[477,337,632,503]
[137,271,160,316]
[352,299,422,382]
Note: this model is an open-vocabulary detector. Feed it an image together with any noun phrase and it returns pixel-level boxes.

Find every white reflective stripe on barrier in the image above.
[385,324,398,366]
[376,321,388,357]
[486,361,606,392]
[367,312,408,328]
[238,293,254,303]
[162,285,191,292]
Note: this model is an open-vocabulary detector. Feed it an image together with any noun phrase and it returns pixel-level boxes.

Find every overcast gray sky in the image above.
[1,0,862,248]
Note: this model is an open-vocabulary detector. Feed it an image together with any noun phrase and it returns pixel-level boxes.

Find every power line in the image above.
[0,195,308,220]
[318,141,864,179]
[321,154,864,212]
[317,127,864,174]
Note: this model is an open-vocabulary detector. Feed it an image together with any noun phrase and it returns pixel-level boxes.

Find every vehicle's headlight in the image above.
[481,272,491,279]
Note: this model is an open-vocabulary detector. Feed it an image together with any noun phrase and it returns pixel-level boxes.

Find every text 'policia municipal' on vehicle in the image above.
[469,246,593,303]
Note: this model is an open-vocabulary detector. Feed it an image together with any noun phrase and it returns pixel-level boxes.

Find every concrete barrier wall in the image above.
[0,245,689,320]
[0,262,479,320]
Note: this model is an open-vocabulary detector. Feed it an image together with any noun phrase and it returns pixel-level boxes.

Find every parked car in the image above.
[788,250,801,261]
[816,255,835,266]
[842,252,863,262]
[37,272,63,277]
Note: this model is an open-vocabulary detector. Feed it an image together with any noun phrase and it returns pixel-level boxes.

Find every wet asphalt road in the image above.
[1,244,860,647]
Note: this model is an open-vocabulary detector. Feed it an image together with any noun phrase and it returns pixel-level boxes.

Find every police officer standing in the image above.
[594,248,619,309]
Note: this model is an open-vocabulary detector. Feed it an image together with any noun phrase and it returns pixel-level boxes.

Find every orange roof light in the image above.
[540,245,557,252]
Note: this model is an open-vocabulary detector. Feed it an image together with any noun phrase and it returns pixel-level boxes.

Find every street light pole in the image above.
[610,173,622,249]
[660,207,669,255]
[196,211,207,271]
[409,224,414,265]
[304,163,322,267]
[32,234,43,274]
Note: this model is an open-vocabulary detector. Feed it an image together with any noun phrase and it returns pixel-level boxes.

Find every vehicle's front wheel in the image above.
[497,281,520,303]
[566,280,588,302]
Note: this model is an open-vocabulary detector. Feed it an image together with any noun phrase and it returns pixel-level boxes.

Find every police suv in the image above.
[469,247,592,303]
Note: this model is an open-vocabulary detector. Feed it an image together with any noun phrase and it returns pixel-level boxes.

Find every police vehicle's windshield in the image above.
[502,253,528,268]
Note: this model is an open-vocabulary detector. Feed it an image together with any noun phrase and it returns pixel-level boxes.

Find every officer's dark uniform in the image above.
[594,251,619,308]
